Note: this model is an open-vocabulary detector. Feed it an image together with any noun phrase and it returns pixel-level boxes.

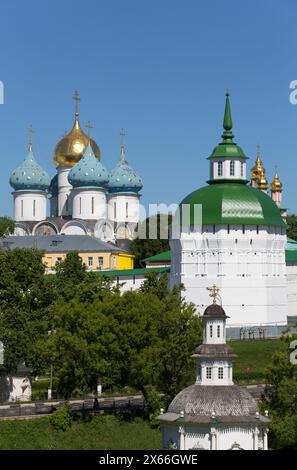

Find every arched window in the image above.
[230,160,235,176]
[218,161,223,177]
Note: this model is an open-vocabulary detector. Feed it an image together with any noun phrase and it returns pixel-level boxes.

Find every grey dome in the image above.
[168,385,258,418]
[203,303,227,318]
[195,343,235,358]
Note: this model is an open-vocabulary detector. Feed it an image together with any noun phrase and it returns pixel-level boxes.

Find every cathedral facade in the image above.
[9,93,142,243]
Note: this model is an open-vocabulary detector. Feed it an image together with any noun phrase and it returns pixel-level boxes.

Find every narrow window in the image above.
[21,200,24,217]
[256,225,259,234]
[240,162,244,177]
[210,325,213,338]
[98,256,103,267]
[242,225,245,234]
[33,200,36,217]
[91,197,94,214]
[218,161,223,177]
[114,202,117,219]
[230,160,235,176]
[217,325,221,338]
[218,368,224,379]
[206,367,212,379]
[79,197,82,215]
[126,202,128,218]
[227,224,230,234]
[213,224,215,234]
[66,195,69,212]
[197,366,202,380]
[88,256,93,267]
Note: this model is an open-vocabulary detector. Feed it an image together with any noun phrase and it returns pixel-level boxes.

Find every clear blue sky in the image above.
[1,0,297,217]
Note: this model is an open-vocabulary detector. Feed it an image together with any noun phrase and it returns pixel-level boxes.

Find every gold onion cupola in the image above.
[271,169,282,192]
[251,144,266,188]
[53,91,100,168]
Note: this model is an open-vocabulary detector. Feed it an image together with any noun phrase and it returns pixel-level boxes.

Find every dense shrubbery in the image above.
[50,404,73,432]
[0,249,201,407]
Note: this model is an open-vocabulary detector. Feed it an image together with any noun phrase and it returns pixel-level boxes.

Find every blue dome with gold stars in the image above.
[108,145,142,194]
[68,142,109,188]
[10,146,50,191]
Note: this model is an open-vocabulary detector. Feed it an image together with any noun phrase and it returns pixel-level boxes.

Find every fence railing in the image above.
[0,395,145,419]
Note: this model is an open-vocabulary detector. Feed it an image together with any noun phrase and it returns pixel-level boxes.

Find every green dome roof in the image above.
[181,182,286,227]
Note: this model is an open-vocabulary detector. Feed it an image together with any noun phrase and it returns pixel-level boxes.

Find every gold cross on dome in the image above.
[73,90,80,114]
[85,120,93,137]
[28,125,34,150]
[120,128,125,147]
[207,285,220,304]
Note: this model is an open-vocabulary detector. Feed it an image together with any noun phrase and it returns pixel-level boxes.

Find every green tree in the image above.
[130,214,172,267]
[0,248,53,373]
[263,334,297,449]
[287,213,297,241]
[0,217,15,237]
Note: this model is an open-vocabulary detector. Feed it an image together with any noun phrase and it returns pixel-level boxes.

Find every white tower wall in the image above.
[13,191,47,222]
[170,224,288,326]
[72,188,107,220]
[210,158,247,181]
[107,193,140,224]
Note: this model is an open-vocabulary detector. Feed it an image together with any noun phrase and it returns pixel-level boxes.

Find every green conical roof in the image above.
[208,92,248,160]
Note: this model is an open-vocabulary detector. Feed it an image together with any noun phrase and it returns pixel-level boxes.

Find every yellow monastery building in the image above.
[0,234,134,272]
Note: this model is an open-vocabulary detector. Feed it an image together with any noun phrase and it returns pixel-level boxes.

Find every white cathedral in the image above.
[9,92,143,243]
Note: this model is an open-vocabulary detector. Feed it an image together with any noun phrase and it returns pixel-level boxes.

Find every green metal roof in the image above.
[180,182,286,227]
[143,251,171,263]
[285,237,297,262]
[95,266,170,277]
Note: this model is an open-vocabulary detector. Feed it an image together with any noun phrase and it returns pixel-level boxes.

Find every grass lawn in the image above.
[229,339,281,383]
[0,415,160,450]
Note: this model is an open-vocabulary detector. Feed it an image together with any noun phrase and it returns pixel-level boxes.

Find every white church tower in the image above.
[52,91,101,218]
[68,141,109,220]
[170,92,287,327]
[158,286,269,450]
[108,130,143,240]
[10,128,50,223]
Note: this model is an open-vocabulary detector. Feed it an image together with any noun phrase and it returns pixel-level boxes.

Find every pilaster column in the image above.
[210,428,217,450]
[179,425,185,450]
[263,429,268,450]
[253,427,259,450]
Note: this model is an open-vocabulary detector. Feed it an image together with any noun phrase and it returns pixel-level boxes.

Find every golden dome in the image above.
[271,172,282,192]
[251,144,265,181]
[53,91,100,167]
[257,168,268,190]
[53,113,100,167]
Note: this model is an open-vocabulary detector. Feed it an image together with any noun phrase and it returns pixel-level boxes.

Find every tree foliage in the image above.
[287,213,297,241]
[263,334,297,449]
[0,249,201,406]
[130,214,172,267]
[0,217,15,237]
